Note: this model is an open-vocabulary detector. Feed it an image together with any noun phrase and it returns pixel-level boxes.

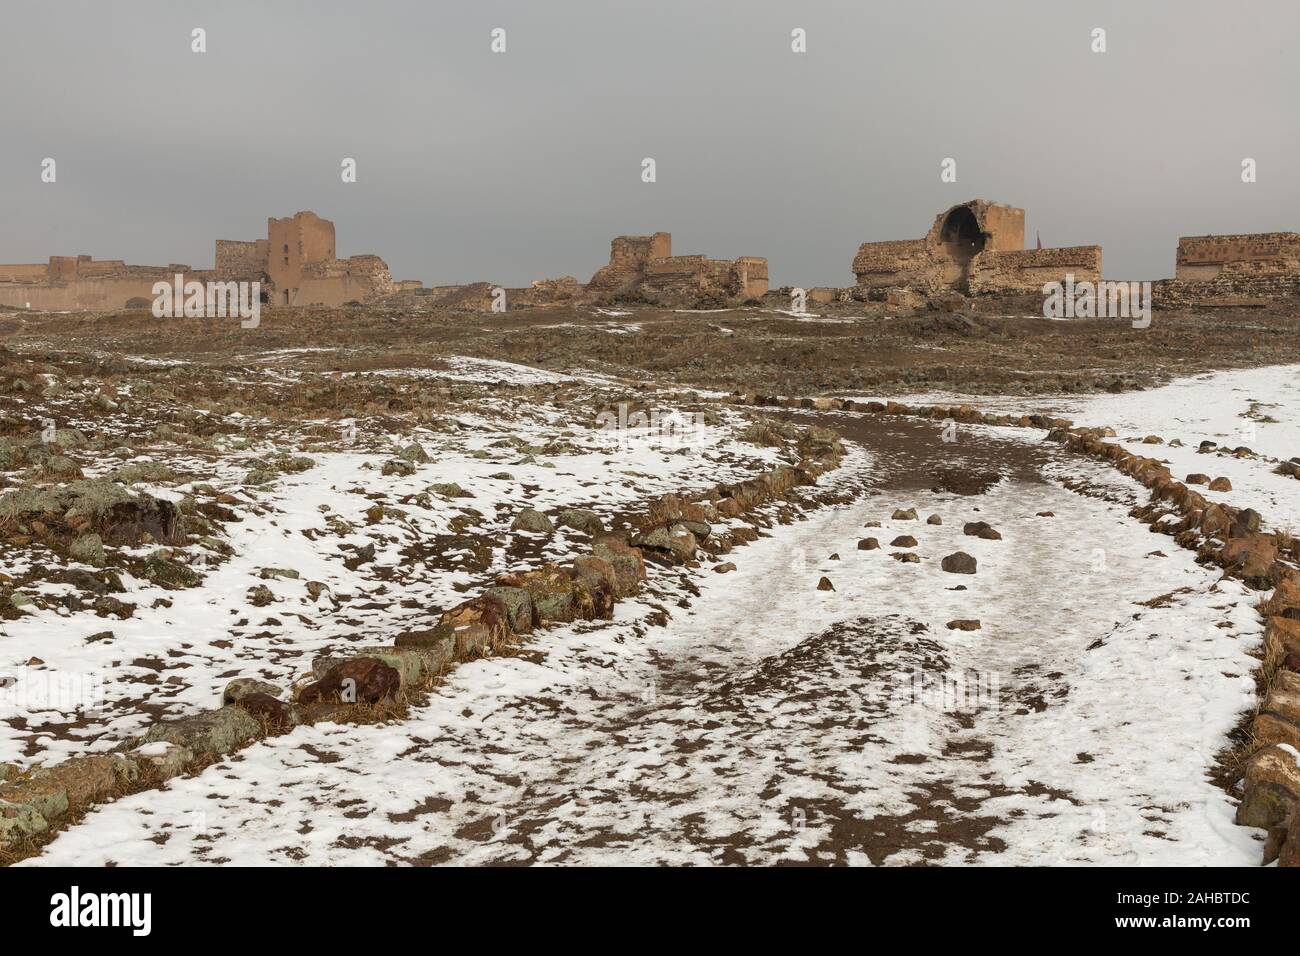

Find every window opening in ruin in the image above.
[939,206,987,290]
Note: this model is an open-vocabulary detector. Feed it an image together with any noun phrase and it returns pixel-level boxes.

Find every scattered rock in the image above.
[511,507,555,534]
[427,482,473,498]
[946,619,981,631]
[396,442,431,464]
[556,508,605,536]
[890,535,917,548]
[69,533,106,567]
[962,521,1002,541]
[381,458,416,477]
[1208,476,1233,492]
[221,678,281,705]
[259,567,299,580]
[858,537,880,550]
[247,584,275,607]
[891,508,918,520]
[713,562,737,574]
[1185,473,1210,485]
[941,551,977,574]
[817,576,835,591]
[926,514,942,525]
[142,551,203,590]
[343,541,376,570]
[891,552,920,564]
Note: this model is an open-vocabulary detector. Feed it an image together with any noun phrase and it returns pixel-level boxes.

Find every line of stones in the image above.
[720,390,1300,867]
[0,421,847,857]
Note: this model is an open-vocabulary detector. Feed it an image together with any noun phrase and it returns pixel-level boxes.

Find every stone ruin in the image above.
[0,211,395,311]
[5,200,1300,315]
[587,233,769,307]
[852,200,1103,299]
[1153,232,1300,307]
[382,232,768,311]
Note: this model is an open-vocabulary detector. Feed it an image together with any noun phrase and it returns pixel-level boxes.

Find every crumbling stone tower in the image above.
[852,200,1101,296]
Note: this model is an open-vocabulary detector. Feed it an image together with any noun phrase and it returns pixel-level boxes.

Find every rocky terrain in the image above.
[1,301,1298,866]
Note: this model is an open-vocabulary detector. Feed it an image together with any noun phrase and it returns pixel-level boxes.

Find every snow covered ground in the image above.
[0,359,778,765]
[25,365,1280,866]
[848,364,1300,532]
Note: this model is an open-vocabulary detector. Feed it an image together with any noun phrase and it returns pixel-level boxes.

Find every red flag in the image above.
[1036,231,1042,251]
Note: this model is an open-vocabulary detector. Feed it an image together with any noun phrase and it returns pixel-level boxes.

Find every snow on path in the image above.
[27,427,1265,866]
[848,363,1300,531]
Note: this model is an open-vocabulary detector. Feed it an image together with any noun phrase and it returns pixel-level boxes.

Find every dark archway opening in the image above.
[940,206,986,256]
[939,206,986,290]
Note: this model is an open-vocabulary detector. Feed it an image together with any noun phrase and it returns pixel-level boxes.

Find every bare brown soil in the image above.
[3,299,1298,397]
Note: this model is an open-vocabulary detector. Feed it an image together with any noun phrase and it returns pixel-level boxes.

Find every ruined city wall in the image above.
[0,263,50,282]
[215,239,268,277]
[969,246,1103,294]
[0,274,206,311]
[852,239,943,290]
[736,256,769,299]
[1175,233,1300,281]
[293,254,394,305]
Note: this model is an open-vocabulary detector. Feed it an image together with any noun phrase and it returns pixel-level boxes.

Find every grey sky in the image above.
[3,0,1297,286]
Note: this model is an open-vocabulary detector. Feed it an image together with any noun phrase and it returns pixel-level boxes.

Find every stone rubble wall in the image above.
[969,246,1103,294]
[0,422,845,859]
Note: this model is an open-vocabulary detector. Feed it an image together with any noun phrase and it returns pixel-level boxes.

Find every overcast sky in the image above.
[3,0,1297,286]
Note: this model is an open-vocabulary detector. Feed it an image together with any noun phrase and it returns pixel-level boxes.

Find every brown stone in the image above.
[234,692,296,734]
[1253,671,1300,752]
[1280,810,1300,867]
[890,535,918,548]
[591,535,647,597]
[1219,533,1278,585]
[297,657,401,706]
[439,594,511,657]
[1185,473,1210,485]
[962,521,1002,540]
[817,576,835,591]
[858,537,880,550]
[941,551,977,574]
[571,556,618,618]
[946,619,981,631]
[1238,745,1300,829]
[1208,476,1232,491]
[1268,616,1300,660]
